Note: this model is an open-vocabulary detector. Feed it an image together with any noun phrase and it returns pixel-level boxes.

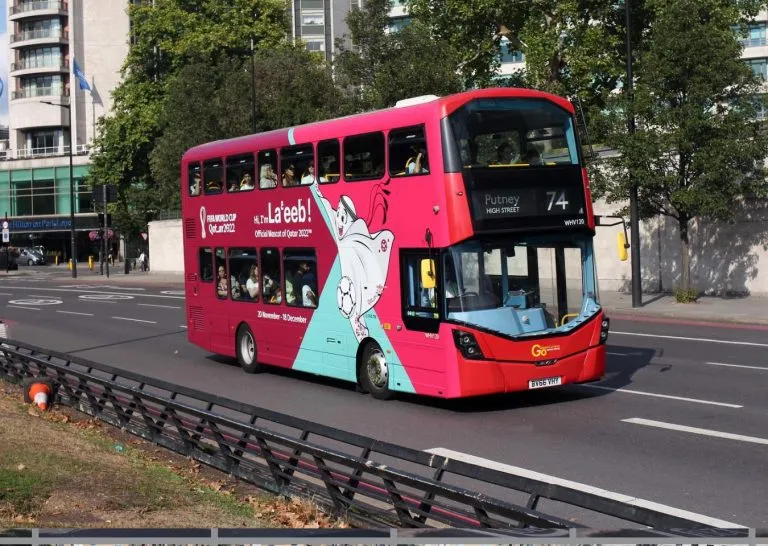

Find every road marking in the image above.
[0,292,13,295]
[606,351,627,356]
[80,299,116,304]
[611,331,768,348]
[138,303,181,309]
[576,384,742,408]
[79,293,134,301]
[179,325,188,329]
[623,418,768,446]
[424,447,745,529]
[112,316,157,324]
[706,361,768,371]
[7,305,40,311]
[0,286,183,300]
[57,310,94,316]
[161,290,185,296]
[8,298,62,306]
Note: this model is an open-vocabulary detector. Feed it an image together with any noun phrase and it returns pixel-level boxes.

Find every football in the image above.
[337,276,356,318]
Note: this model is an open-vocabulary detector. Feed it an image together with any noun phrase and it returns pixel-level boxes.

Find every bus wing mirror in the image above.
[594,215,630,261]
[421,259,436,289]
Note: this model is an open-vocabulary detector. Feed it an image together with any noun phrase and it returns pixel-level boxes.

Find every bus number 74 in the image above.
[546,191,569,211]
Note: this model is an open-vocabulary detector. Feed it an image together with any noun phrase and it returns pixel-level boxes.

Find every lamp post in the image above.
[626,0,641,307]
[41,99,77,278]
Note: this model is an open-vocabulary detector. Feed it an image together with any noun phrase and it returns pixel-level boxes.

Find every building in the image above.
[1,0,130,259]
[289,0,360,64]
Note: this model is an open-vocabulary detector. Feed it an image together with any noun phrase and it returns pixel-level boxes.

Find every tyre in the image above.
[360,341,395,400]
[236,323,262,373]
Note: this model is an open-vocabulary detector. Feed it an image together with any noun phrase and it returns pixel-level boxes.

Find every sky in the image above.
[0,0,8,127]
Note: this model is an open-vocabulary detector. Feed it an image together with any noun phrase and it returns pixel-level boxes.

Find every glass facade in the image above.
[0,164,92,218]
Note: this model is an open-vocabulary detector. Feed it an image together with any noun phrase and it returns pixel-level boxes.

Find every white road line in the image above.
[57,310,94,316]
[112,316,157,324]
[0,292,13,295]
[576,384,743,408]
[424,447,745,529]
[7,305,40,310]
[706,361,768,371]
[179,325,188,329]
[612,331,768,348]
[81,299,116,304]
[623,418,768,446]
[0,286,183,300]
[606,351,627,356]
[138,303,181,309]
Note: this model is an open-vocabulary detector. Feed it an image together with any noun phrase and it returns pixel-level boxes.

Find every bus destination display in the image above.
[471,186,585,222]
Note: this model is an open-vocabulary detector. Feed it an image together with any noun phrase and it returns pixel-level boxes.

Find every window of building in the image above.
[317,139,340,183]
[343,132,385,182]
[284,249,318,308]
[280,144,314,187]
[500,37,524,63]
[77,178,92,213]
[747,58,768,80]
[32,178,55,216]
[188,162,201,196]
[744,23,767,47]
[304,39,325,52]
[30,130,57,153]
[389,125,428,176]
[261,248,282,304]
[215,248,227,299]
[203,158,223,194]
[21,75,62,96]
[225,153,255,193]
[199,247,213,282]
[257,149,278,189]
[301,11,324,25]
[12,181,32,216]
[229,247,259,301]
[19,46,62,69]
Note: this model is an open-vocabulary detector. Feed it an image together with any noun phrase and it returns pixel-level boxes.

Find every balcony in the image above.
[0,144,89,161]
[742,37,768,48]
[10,29,68,47]
[9,1,68,21]
[10,60,68,76]
[12,87,69,100]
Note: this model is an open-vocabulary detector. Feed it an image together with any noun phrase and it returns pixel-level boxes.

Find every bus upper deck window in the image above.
[203,159,224,194]
[343,132,385,182]
[188,163,201,196]
[318,139,340,183]
[226,154,256,193]
[389,125,429,177]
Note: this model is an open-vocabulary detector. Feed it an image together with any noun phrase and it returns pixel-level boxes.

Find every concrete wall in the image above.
[148,219,183,274]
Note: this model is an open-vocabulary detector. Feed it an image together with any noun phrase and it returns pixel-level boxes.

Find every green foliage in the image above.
[674,286,699,303]
[335,0,463,110]
[594,0,768,291]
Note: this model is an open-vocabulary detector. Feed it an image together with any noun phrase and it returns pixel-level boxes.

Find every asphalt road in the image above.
[1,268,767,529]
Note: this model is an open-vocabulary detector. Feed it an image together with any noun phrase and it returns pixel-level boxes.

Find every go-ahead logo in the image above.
[531,343,561,357]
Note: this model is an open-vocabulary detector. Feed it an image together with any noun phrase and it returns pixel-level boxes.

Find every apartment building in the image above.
[1,0,129,259]
[289,0,359,64]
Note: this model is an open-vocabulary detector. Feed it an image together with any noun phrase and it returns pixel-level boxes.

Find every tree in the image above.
[594,0,768,294]
[88,0,289,237]
[335,0,463,110]
[150,47,350,205]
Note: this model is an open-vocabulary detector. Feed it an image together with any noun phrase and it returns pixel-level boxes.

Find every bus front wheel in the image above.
[236,324,262,374]
[361,341,394,400]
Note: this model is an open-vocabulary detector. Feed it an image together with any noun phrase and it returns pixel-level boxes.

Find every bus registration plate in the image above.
[528,376,562,389]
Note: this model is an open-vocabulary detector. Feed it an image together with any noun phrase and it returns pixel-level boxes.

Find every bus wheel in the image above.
[236,324,261,374]
[361,341,394,400]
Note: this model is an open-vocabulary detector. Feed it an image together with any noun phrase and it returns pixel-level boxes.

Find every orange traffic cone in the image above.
[22,377,55,411]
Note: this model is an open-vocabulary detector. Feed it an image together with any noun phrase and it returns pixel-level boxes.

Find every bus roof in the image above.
[182,87,575,162]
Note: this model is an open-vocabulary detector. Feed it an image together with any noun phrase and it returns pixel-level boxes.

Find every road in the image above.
[1,267,767,529]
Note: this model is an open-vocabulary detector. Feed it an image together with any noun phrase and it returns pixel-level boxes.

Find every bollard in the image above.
[68,259,73,271]
[54,255,58,266]
[124,257,130,274]
[88,256,94,271]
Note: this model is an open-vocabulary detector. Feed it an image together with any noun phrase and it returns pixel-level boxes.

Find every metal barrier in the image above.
[0,338,750,535]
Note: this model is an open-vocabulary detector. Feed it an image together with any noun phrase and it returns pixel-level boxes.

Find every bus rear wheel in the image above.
[236,324,262,374]
[361,341,394,400]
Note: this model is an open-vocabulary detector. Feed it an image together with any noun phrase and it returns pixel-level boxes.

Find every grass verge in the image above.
[0,380,350,529]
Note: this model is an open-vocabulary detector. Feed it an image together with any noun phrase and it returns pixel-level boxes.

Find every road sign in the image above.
[92,184,118,204]
[2,230,8,244]
[2,221,8,229]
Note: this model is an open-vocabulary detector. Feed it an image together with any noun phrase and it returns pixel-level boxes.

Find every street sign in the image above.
[2,230,8,243]
[2,221,8,230]
[92,184,118,204]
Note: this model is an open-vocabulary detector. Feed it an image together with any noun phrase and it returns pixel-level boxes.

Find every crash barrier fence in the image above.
[0,338,753,537]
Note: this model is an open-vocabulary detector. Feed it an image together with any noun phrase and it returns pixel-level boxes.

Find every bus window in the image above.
[203,159,224,194]
[257,150,279,189]
[284,249,318,308]
[229,247,258,301]
[402,253,439,319]
[261,248,282,304]
[317,139,340,183]
[215,248,227,299]
[281,144,314,187]
[199,247,213,282]
[188,162,201,196]
[389,125,429,176]
[226,154,255,194]
[343,132,385,182]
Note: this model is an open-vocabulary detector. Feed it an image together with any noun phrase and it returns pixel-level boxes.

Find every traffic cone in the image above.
[22,377,55,411]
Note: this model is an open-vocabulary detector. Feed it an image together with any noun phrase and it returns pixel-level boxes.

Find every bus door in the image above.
[187,246,214,347]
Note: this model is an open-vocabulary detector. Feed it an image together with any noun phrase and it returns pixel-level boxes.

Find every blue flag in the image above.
[72,58,91,92]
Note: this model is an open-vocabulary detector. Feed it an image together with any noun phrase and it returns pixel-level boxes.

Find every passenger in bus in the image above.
[230,271,243,299]
[406,146,429,174]
[524,147,543,165]
[263,272,281,303]
[495,142,520,165]
[300,165,316,185]
[302,284,317,308]
[216,266,228,298]
[239,172,255,190]
[282,164,297,187]
[227,181,239,193]
[259,164,278,188]
[246,264,259,299]
[190,173,201,195]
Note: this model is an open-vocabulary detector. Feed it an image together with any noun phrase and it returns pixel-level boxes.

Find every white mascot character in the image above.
[314,181,394,341]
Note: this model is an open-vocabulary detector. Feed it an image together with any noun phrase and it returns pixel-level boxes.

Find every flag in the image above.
[72,58,91,92]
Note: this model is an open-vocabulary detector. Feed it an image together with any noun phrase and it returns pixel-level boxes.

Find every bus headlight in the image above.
[452,329,484,360]
[600,316,610,344]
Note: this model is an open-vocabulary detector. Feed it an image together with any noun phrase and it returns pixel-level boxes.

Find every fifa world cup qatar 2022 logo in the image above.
[200,206,207,239]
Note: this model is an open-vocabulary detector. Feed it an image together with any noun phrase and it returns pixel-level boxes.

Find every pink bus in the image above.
[181,87,609,400]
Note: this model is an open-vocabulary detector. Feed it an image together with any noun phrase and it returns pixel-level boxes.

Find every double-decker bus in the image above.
[181,87,611,400]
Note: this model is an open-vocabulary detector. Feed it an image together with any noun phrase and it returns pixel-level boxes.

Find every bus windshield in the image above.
[448,98,579,168]
[443,237,598,337]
